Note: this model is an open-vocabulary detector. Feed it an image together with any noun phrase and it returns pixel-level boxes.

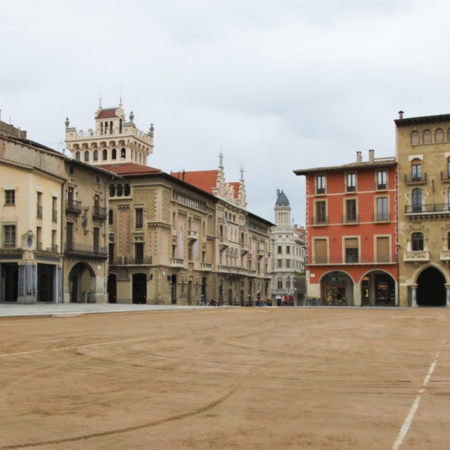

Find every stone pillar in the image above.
[446,284,450,307]
[18,262,37,303]
[410,284,418,307]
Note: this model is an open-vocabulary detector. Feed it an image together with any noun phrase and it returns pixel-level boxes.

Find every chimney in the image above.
[398,110,404,119]
[369,149,374,163]
[356,151,362,163]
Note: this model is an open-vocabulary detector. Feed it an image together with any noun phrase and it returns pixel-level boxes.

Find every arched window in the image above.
[124,184,130,196]
[423,130,432,144]
[411,232,424,251]
[75,151,81,161]
[411,131,419,145]
[102,149,107,160]
[93,149,99,161]
[112,148,117,160]
[109,185,116,197]
[121,148,126,159]
[412,188,422,212]
[84,151,89,162]
[435,128,444,143]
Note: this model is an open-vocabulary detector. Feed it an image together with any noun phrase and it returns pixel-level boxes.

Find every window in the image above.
[112,148,117,160]
[4,225,16,247]
[411,131,419,145]
[345,238,358,263]
[436,128,444,143]
[52,230,57,252]
[277,279,282,290]
[84,151,89,162]
[412,188,422,212]
[109,243,115,264]
[36,227,42,250]
[52,196,58,222]
[286,259,291,268]
[376,197,389,222]
[135,243,144,264]
[448,128,450,142]
[315,200,327,225]
[135,208,143,228]
[448,232,450,251]
[37,192,43,218]
[93,228,100,253]
[277,259,282,268]
[376,237,390,262]
[316,175,326,194]
[124,184,131,196]
[108,209,113,225]
[346,173,356,192]
[93,149,99,161]
[286,246,290,254]
[447,158,450,179]
[345,199,357,223]
[411,159,422,181]
[377,170,387,190]
[423,130,432,144]
[277,245,282,254]
[411,232,424,251]
[121,148,126,159]
[75,151,81,161]
[314,239,327,263]
[5,189,15,205]
[103,149,108,160]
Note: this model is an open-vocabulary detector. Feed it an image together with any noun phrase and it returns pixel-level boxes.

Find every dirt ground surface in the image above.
[0,307,449,450]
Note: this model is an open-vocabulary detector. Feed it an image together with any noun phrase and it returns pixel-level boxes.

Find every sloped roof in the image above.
[172,170,218,194]
[98,162,162,176]
[395,113,450,127]
[293,158,396,175]
[96,108,118,119]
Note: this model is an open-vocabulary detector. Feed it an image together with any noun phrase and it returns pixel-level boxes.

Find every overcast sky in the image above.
[2,0,450,224]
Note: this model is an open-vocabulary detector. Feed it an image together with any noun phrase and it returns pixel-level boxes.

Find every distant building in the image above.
[271,189,305,305]
[294,150,398,306]
[395,111,450,307]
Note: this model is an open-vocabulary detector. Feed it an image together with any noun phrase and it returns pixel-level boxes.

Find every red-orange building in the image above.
[294,150,398,306]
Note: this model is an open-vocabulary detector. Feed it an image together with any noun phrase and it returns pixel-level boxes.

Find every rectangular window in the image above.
[277,280,282,290]
[52,230,57,252]
[376,237,390,262]
[345,199,357,223]
[286,259,291,268]
[37,192,43,219]
[314,239,327,263]
[345,238,359,263]
[66,222,73,250]
[109,243,115,264]
[376,197,389,222]
[277,259,282,268]
[346,173,356,192]
[135,243,144,264]
[108,209,113,225]
[5,190,15,205]
[286,246,290,254]
[135,208,143,229]
[277,245,282,254]
[93,228,100,253]
[377,170,387,190]
[36,227,42,251]
[412,161,422,181]
[315,201,327,224]
[52,196,58,222]
[3,225,16,247]
[316,175,326,194]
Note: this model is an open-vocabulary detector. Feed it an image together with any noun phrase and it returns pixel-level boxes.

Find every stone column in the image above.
[410,283,418,307]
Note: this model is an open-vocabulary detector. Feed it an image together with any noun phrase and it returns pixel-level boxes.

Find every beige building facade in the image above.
[395,111,450,307]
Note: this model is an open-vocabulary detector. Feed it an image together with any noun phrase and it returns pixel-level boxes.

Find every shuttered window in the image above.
[314,239,327,263]
[345,238,358,263]
[376,237,390,262]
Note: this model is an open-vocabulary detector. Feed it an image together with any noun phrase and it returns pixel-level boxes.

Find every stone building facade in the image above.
[395,111,450,307]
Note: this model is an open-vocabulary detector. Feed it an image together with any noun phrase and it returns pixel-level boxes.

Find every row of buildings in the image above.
[294,111,450,307]
[0,103,305,305]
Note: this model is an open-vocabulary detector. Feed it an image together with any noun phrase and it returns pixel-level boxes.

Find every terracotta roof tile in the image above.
[229,181,240,198]
[171,170,218,194]
[98,163,162,176]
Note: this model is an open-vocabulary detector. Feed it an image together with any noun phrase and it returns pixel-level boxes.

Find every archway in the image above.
[321,271,354,306]
[68,263,95,303]
[361,271,396,306]
[417,268,446,306]
[132,273,147,304]
[2,263,18,302]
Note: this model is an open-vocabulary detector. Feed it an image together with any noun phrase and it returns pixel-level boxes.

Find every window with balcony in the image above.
[376,197,389,222]
[135,243,144,264]
[412,188,422,212]
[411,160,422,181]
[316,175,326,194]
[4,225,16,247]
[377,170,387,190]
[411,232,424,251]
[315,200,327,225]
[314,238,327,263]
[346,173,356,192]
[5,189,15,205]
[345,199,357,223]
[345,238,359,263]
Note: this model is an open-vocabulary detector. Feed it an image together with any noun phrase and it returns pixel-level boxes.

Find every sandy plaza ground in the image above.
[0,305,449,449]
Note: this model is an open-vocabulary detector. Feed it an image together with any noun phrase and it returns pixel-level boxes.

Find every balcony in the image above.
[373,213,390,223]
[64,243,107,259]
[123,256,152,265]
[309,254,396,266]
[66,199,82,215]
[342,214,359,225]
[92,205,107,221]
[404,173,427,185]
[200,262,213,271]
[311,216,328,226]
[187,230,198,241]
[219,237,229,251]
[405,203,450,219]
[403,251,430,263]
[170,258,184,268]
[440,250,450,261]
[36,243,59,254]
